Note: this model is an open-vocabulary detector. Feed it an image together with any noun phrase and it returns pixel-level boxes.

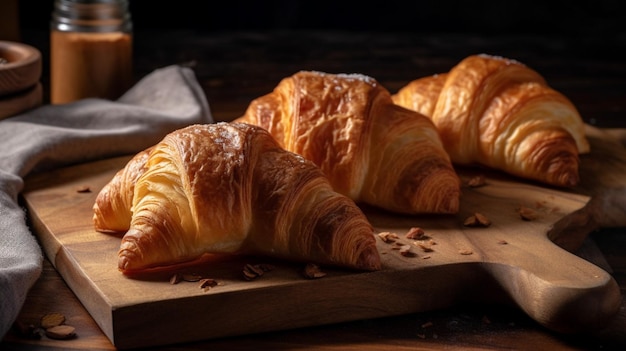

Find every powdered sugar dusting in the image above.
[305,70,378,87]
[477,53,524,66]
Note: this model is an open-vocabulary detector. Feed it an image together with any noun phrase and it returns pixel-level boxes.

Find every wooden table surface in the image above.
[2,26,626,350]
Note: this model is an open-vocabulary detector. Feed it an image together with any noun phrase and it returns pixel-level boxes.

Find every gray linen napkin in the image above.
[0,65,213,337]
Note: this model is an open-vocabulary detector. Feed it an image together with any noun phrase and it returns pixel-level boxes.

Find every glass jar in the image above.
[50,0,133,104]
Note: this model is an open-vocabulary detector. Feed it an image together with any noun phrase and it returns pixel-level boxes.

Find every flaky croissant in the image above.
[392,54,590,187]
[235,71,460,215]
[93,147,152,233]
[93,123,381,274]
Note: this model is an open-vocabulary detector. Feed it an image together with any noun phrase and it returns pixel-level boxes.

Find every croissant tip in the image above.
[368,262,382,271]
[551,168,580,187]
[118,236,139,272]
[566,171,580,187]
[358,247,382,271]
[565,177,579,188]
[118,256,129,272]
[118,248,136,272]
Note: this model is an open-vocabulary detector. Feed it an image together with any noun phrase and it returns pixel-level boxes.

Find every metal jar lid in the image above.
[51,0,132,33]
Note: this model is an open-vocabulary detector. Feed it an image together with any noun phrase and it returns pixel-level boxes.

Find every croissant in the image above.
[235,71,460,215]
[93,147,152,233]
[392,54,590,187]
[93,122,381,274]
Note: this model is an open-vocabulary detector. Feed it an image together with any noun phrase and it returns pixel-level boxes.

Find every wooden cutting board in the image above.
[21,125,625,350]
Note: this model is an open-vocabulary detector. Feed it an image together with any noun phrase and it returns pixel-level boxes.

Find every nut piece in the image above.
[398,244,415,257]
[303,263,327,279]
[467,175,486,187]
[243,264,263,281]
[464,213,491,227]
[518,206,538,221]
[458,248,474,255]
[169,273,183,285]
[242,263,275,281]
[378,232,399,243]
[415,241,434,252]
[199,278,218,291]
[40,312,65,329]
[75,185,91,193]
[45,325,76,340]
[405,227,425,240]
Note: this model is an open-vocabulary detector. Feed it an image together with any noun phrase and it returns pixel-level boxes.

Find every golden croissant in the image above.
[93,147,152,233]
[392,54,590,187]
[235,70,460,215]
[93,122,381,274]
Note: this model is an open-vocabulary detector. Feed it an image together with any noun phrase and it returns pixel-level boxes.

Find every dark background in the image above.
[9,0,626,126]
[16,0,626,38]
[15,0,626,64]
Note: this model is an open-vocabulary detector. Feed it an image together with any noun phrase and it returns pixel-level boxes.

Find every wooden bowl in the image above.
[0,40,42,96]
[0,82,42,120]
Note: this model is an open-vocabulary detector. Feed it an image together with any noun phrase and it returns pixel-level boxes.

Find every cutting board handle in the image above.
[483,234,622,333]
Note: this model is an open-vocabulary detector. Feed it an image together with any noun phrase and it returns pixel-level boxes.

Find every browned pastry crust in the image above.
[393,54,590,187]
[93,147,152,233]
[236,71,460,214]
[93,123,381,274]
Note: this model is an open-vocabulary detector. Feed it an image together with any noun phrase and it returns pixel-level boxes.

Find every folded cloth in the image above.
[0,65,213,338]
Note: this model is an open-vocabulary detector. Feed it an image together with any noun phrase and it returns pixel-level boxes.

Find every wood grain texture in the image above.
[21,130,623,349]
[0,40,41,95]
[0,81,42,120]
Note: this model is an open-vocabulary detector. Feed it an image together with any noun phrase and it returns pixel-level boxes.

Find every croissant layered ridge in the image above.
[393,54,590,187]
[93,147,152,234]
[236,71,461,215]
[93,122,381,274]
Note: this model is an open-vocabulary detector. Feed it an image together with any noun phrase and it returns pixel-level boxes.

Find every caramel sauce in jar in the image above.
[50,0,132,104]
[51,31,132,104]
